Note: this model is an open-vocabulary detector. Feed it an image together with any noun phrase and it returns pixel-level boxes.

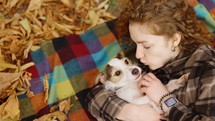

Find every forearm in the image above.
[86,84,127,121]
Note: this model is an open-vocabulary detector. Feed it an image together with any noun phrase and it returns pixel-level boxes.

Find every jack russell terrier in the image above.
[95,53,189,114]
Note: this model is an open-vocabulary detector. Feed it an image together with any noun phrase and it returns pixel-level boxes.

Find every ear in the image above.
[115,49,125,59]
[94,72,107,85]
[172,32,181,47]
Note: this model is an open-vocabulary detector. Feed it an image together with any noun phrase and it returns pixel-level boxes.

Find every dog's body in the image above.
[96,55,188,114]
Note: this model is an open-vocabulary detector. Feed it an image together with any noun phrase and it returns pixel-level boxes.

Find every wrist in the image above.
[159,93,178,116]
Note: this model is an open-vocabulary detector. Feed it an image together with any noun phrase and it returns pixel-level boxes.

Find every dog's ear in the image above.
[115,49,125,59]
[94,72,107,85]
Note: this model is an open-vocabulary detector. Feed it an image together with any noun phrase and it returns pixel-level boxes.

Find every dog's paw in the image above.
[94,72,107,85]
[104,82,116,91]
[166,73,190,92]
[177,73,190,84]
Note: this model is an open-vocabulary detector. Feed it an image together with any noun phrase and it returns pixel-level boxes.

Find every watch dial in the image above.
[164,97,177,107]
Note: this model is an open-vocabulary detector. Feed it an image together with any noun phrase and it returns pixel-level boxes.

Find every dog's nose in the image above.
[132,68,139,75]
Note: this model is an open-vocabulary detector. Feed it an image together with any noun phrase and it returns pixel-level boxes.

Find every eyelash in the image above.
[143,46,151,49]
[136,42,151,49]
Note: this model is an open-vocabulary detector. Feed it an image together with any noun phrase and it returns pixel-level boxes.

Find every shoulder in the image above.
[187,45,214,65]
[184,45,214,78]
[192,45,214,59]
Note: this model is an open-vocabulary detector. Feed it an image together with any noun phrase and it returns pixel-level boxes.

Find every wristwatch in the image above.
[164,97,178,107]
[160,94,178,116]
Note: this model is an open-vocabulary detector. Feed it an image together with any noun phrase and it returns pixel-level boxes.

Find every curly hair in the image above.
[116,0,214,53]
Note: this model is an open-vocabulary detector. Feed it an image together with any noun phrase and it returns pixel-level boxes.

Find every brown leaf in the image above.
[43,74,49,103]
[27,0,44,12]
[0,92,20,120]
[0,72,22,99]
[33,111,67,121]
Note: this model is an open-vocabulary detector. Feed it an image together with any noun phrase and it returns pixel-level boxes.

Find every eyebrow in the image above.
[136,40,148,44]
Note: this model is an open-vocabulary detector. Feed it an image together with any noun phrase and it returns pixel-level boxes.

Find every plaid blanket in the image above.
[19,1,215,120]
[21,20,121,121]
[193,0,215,34]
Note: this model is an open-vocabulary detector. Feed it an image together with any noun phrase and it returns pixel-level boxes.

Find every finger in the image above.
[139,86,147,95]
[142,75,153,83]
[147,72,158,80]
[137,79,150,88]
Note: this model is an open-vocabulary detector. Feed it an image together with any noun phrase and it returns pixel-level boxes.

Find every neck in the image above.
[165,48,181,67]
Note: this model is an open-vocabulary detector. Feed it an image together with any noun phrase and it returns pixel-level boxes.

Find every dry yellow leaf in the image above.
[96,0,109,10]
[27,0,44,12]
[0,72,22,83]
[75,0,84,10]
[0,60,17,71]
[60,0,73,8]
[0,92,20,120]
[87,10,99,28]
[19,18,31,37]
[33,111,67,121]
[53,22,73,33]
[20,62,35,71]
[5,0,19,9]
[25,12,43,27]
[59,98,71,113]
[26,90,34,98]
[23,40,33,59]
[43,74,49,103]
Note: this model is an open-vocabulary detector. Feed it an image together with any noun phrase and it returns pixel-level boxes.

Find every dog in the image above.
[95,53,189,114]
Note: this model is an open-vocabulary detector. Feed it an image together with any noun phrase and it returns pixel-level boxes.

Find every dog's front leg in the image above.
[165,73,190,92]
[131,96,151,105]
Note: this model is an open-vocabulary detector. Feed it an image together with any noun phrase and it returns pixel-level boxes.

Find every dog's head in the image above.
[95,54,142,90]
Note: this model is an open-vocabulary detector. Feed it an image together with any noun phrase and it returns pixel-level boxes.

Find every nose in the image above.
[135,44,144,59]
[132,68,139,75]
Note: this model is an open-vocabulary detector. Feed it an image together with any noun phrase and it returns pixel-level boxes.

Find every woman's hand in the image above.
[117,103,166,121]
[138,73,169,104]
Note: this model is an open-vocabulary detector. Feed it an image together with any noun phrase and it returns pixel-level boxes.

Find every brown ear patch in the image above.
[104,64,112,80]
[115,49,125,59]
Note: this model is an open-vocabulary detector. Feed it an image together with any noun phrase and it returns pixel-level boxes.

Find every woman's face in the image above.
[129,22,177,70]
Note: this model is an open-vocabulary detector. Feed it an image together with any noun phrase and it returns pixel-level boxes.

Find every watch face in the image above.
[164,97,177,107]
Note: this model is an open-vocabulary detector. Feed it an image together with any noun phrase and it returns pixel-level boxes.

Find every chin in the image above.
[148,65,161,70]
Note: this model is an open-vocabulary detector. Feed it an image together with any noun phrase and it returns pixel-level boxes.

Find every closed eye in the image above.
[143,46,151,49]
[140,42,151,49]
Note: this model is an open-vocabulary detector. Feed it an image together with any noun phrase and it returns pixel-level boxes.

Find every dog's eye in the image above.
[125,59,129,65]
[115,71,121,76]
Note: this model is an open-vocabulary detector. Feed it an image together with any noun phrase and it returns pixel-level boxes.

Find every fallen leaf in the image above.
[43,74,49,103]
[33,111,67,121]
[27,0,44,12]
[0,92,20,120]
[19,18,31,37]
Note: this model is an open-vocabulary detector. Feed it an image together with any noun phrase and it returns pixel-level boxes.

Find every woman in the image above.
[86,0,215,121]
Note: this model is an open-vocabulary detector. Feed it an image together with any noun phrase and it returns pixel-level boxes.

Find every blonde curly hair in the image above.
[116,0,214,53]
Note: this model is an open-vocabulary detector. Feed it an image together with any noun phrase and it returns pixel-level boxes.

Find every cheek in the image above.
[145,49,169,67]
[111,74,124,83]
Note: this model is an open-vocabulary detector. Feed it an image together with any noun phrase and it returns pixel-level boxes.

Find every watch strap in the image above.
[159,93,178,116]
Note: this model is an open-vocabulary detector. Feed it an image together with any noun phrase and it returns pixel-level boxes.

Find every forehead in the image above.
[108,58,123,67]
[129,22,154,34]
[108,58,131,70]
[129,23,165,43]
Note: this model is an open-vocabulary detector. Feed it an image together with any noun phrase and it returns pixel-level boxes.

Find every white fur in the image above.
[103,57,189,114]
